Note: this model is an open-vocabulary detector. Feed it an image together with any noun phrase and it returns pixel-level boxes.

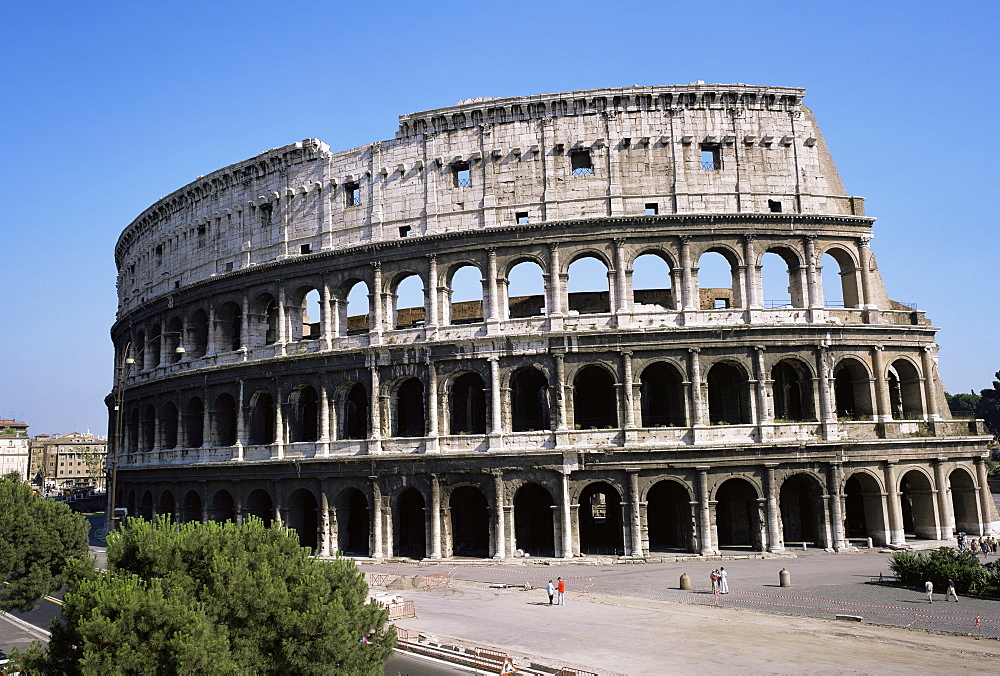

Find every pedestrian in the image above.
[710,569,720,594]
[947,579,959,603]
[982,539,990,558]
[546,579,555,605]
[557,577,566,605]
[957,533,966,552]
[925,580,934,603]
[719,567,729,594]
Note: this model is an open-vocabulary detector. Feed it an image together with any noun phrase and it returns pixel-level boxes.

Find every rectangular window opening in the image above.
[515,211,530,224]
[398,225,411,238]
[644,202,659,216]
[714,298,729,309]
[345,183,361,207]
[300,243,311,254]
[570,149,594,175]
[768,199,782,213]
[225,262,234,272]
[700,144,721,170]
[259,204,273,225]
[453,162,472,188]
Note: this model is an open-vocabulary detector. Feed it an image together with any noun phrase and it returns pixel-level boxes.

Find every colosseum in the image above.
[109,83,997,560]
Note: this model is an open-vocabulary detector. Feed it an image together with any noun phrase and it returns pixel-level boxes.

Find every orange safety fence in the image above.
[558,669,600,676]
[474,646,517,675]
[423,571,453,590]
[367,573,391,588]
[386,600,417,620]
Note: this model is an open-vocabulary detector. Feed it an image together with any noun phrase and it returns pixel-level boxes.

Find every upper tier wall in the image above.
[115,84,859,317]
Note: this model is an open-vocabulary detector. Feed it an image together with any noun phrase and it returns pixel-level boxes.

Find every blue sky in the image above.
[1,0,997,435]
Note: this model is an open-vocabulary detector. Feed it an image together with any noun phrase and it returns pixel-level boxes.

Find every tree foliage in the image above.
[978,370,1000,440]
[0,473,89,611]
[17,516,394,674]
[888,548,987,594]
[945,392,980,415]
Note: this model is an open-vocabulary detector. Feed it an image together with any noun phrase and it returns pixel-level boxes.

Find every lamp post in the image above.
[105,333,186,537]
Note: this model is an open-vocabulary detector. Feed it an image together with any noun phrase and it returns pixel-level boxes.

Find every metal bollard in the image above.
[779,568,791,587]
[679,572,691,590]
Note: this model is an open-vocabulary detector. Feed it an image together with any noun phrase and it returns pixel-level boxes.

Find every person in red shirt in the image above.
[557,577,566,605]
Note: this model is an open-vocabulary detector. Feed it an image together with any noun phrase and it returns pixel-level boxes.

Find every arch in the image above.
[450,372,487,435]
[833,358,874,420]
[209,489,236,523]
[139,491,154,520]
[128,409,139,453]
[715,478,762,550]
[821,247,861,308]
[631,252,674,310]
[291,287,321,341]
[507,260,546,319]
[158,490,175,522]
[245,489,274,526]
[567,255,610,314]
[126,490,136,519]
[393,273,425,329]
[183,397,204,448]
[639,362,685,427]
[166,316,184,363]
[510,367,550,432]
[134,328,147,369]
[160,402,178,449]
[187,308,209,358]
[337,488,370,556]
[760,247,805,308]
[707,362,751,425]
[899,469,937,539]
[142,405,156,451]
[286,488,318,551]
[843,471,887,545]
[949,467,980,535]
[513,483,555,557]
[341,383,368,440]
[288,385,319,443]
[771,359,814,421]
[696,249,741,309]
[248,390,275,445]
[212,393,237,447]
[449,486,490,557]
[448,264,484,325]
[646,480,693,552]
[250,293,278,346]
[395,487,426,559]
[573,365,617,429]
[148,324,162,368]
[217,301,242,352]
[394,377,425,437]
[343,279,370,335]
[888,358,923,420]
[578,481,624,555]
[779,474,825,546]
[180,490,202,523]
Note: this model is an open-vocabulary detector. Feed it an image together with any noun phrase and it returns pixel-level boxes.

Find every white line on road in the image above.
[0,611,51,640]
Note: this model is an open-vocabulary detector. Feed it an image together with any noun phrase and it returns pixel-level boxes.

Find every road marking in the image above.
[0,611,51,640]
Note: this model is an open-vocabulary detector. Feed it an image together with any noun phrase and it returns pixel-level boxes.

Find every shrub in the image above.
[888,547,987,594]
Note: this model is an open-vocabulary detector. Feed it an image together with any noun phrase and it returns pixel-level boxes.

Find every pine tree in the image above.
[978,370,1000,440]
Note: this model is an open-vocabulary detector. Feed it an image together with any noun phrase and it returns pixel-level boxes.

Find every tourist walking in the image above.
[557,577,566,605]
[546,580,555,605]
[719,567,729,594]
[947,579,959,602]
[925,580,934,603]
[711,569,720,595]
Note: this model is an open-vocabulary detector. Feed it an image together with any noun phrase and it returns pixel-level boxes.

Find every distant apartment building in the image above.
[0,420,30,481]
[29,432,107,492]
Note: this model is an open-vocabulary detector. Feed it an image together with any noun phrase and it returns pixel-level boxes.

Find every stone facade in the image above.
[29,432,108,492]
[110,84,996,559]
[0,420,30,482]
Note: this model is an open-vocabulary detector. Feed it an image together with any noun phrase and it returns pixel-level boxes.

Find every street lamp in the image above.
[106,333,185,536]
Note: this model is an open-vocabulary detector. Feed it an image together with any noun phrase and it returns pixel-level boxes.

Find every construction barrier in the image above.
[474,646,517,674]
[367,573,391,588]
[423,571,453,590]
[558,668,600,676]
[386,600,417,620]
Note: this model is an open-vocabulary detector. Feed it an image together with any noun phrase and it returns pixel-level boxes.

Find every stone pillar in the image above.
[857,236,874,309]
[201,395,212,449]
[330,298,341,339]
[206,303,218,356]
[803,235,821,309]
[753,346,770,424]
[321,274,333,348]
[764,464,783,552]
[976,457,994,536]
[871,346,891,422]
[679,235,696,311]
[319,479,331,556]
[368,352,382,452]
[234,379,245,459]
[371,478,383,558]
[560,472,574,558]
[697,467,714,555]
[688,348,705,426]
[276,284,288,345]
[921,346,940,419]
[815,346,836,439]
[493,472,505,559]
[318,380,330,455]
[370,262,383,340]
[743,234,761,309]
[628,469,643,557]
[553,351,568,432]
[486,247,500,331]
[426,360,439,453]
[883,461,905,545]
[933,459,954,540]
[489,356,502,436]
[273,389,285,459]
[429,474,442,559]
[426,254,439,330]
[621,351,635,429]
[547,243,563,316]
[828,462,846,551]
[614,238,630,314]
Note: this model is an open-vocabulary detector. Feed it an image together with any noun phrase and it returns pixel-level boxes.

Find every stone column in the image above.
[803,235,821,309]
[273,388,285,459]
[976,457,994,536]
[857,237,874,309]
[330,298,341,339]
[206,303,217,356]
[371,478,384,558]
[318,380,330,456]
[368,352,382,452]
[276,284,288,345]
[614,237,630,314]
[489,356,502,436]
[628,469,643,557]
[743,234,761,309]
[234,379,245,459]
[319,479,331,556]
[553,351,568,432]
[815,345,836,438]
[547,243,563,316]
[688,348,705,426]
[764,465,783,552]
[560,472,574,558]
[321,274,333,348]
[486,247,500,332]
[871,346,891,421]
[493,472,505,559]
[921,346,940,419]
[679,235,696,311]
[933,459,954,540]
[370,262,383,340]
[429,475,442,559]
[240,290,250,351]
[828,462,846,551]
[621,351,635,429]
[697,467,714,555]
[883,461,905,545]
[426,254,439,330]
[426,360,439,453]
[753,346,770,424]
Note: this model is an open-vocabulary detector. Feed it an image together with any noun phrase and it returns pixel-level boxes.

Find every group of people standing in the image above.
[957,533,998,557]
[710,567,729,594]
[545,577,566,605]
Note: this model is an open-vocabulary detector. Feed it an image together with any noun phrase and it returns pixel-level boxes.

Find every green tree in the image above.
[945,392,980,415]
[78,445,106,490]
[978,370,1000,440]
[0,473,89,611]
[18,516,394,674]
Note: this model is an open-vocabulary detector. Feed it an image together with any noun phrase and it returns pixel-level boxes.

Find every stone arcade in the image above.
[109,84,997,559]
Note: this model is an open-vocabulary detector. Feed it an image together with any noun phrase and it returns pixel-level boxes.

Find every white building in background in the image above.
[0,420,31,481]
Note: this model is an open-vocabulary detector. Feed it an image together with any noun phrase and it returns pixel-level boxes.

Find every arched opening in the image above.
[900,470,937,540]
[126,491,136,518]
[135,329,146,369]
[288,385,319,443]
[394,377,425,437]
[772,360,813,421]
[158,491,175,522]
[450,372,487,434]
[139,491,154,520]
[950,468,979,535]
[696,250,741,309]
[160,402,178,449]
[187,308,209,359]
[341,383,368,440]
[888,359,923,420]
[142,405,156,451]
[286,489,318,552]
[166,317,184,363]
[343,280,370,335]
[715,478,762,550]
[209,490,236,523]
[217,301,242,352]
[448,265,484,324]
[212,393,237,447]
[507,260,546,319]
[513,483,555,557]
[646,480,692,552]
[393,274,425,329]
[578,482,624,555]
[779,474,825,546]
[180,490,202,523]
[631,253,674,310]
[707,362,751,425]
[128,409,139,453]
[337,488,370,556]
[639,362,685,427]
[248,390,275,445]
[449,486,490,557]
[292,288,321,341]
[245,489,274,526]
[760,249,804,308]
[567,256,610,314]
[843,472,887,545]
[573,365,617,429]
[147,325,161,368]
[183,397,204,448]
[395,488,426,559]
[510,367,550,432]
[250,293,278,346]
[821,249,861,309]
[833,359,874,420]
